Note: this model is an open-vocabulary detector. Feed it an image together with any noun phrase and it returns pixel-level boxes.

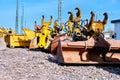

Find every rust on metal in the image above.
[52,36,120,64]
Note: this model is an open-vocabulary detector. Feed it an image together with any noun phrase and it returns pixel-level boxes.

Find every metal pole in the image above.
[58,0,62,24]
[21,4,24,33]
[15,0,19,33]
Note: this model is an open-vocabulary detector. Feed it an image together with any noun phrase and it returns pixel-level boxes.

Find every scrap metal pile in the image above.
[0,7,120,64]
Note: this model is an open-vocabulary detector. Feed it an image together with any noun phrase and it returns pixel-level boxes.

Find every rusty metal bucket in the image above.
[50,34,69,54]
[53,36,120,64]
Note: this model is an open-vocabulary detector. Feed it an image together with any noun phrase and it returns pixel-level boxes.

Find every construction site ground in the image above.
[0,48,120,80]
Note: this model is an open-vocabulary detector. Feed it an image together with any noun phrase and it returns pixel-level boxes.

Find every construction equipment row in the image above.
[0,7,120,64]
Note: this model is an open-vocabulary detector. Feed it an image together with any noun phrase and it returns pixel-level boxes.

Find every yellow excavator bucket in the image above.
[5,34,30,48]
[22,28,35,40]
[2,27,32,48]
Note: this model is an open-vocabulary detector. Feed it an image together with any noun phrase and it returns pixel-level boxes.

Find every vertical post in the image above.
[21,4,24,34]
[60,0,62,23]
[58,0,59,22]
[15,0,19,33]
[58,0,62,24]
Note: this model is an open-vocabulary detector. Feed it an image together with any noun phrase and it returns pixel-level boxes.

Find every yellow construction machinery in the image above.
[51,8,120,64]
[51,7,82,54]
[50,19,65,54]
[0,15,54,49]
[4,29,30,48]
[5,34,30,48]
[22,21,42,41]
[51,20,63,37]
[65,8,83,41]
[23,16,64,50]
[81,11,108,40]
[0,26,30,48]
[29,15,53,50]
[0,26,16,37]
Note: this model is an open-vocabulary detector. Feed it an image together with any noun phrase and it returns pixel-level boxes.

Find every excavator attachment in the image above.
[29,15,53,50]
[51,8,120,64]
[55,36,120,64]
[50,33,66,54]
[22,27,36,40]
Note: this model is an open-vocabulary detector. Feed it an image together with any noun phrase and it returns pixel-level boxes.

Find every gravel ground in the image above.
[0,48,120,80]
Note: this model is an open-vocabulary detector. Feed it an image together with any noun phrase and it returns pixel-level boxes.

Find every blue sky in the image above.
[0,0,120,33]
